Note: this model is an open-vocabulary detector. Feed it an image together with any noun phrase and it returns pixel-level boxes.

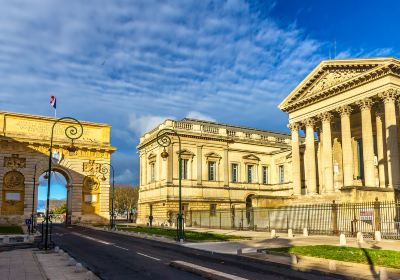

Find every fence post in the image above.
[189,210,192,227]
[374,197,381,232]
[231,207,235,229]
[332,200,339,235]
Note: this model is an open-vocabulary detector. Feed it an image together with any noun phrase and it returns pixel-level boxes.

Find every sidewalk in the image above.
[0,248,98,280]
[183,226,400,254]
[0,249,46,280]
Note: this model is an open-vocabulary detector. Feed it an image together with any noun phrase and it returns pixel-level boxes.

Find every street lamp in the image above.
[156,128,184,241]
[99,163,115,230]
[31,160,48,234]
[43,117,83,250]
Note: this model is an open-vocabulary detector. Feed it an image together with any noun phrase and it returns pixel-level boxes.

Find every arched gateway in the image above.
[0,111,116,225]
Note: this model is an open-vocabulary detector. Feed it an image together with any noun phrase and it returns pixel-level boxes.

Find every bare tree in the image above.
[113,185,139,220]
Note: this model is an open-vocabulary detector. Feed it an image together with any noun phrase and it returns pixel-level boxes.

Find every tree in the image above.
[112,185,139,220]
[50,203,67,214]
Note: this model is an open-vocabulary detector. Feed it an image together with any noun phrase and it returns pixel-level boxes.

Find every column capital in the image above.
[302,118,316,128]
[378,88,399,104]
[318,112,333,123]
[288,122,300,131]
[356,98,373,111]
[337,105,353,117]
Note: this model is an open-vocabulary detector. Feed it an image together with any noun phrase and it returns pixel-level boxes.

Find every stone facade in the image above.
[137,119,294,225]
[0,111,116,225]
[137,57,400,225]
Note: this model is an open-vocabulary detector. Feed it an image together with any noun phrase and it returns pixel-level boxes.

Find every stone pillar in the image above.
[166,145,173,184]
[289,123,302,195]
[197,145,202,185]
[320,112,334,193]
[337,105,354,187]
[379,89,400,189]
[303,118,317,195]
[224,148,229,186]
[375,106,387,188]
[356,98,375,187]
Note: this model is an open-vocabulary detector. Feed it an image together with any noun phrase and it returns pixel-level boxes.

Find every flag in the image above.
[50,95,57,117]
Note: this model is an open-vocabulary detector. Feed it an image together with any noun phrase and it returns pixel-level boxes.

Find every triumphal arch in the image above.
[0,111,116,225]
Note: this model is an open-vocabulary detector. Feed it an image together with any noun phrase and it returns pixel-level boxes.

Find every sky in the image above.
[1,0,399,186]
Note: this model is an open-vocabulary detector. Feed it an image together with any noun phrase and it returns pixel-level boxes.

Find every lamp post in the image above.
[44,117,83,250]
[99,163,115,229]
[156,128,184,241]
[31,160,48,234]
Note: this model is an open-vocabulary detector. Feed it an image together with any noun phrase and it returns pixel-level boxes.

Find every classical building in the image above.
[0,111,116,225]
[137,57,400,225]
[137,118,294,224]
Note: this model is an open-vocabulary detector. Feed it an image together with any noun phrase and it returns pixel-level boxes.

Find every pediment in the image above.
[242,154,260,161]
[279,57,400,112]
[205,152,221,159]
[177,149,195,157]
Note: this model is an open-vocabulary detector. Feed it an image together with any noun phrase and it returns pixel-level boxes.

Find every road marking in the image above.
[71,232,113,245]
[137,252,161,261]
[113,245,129,251]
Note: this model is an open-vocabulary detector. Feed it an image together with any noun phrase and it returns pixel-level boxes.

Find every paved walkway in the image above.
[183,226,400,254]
[0,249,46,280]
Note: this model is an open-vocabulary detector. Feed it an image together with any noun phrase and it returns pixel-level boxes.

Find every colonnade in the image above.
[289,88,400,195]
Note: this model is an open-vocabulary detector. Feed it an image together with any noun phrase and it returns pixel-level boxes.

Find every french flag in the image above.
[50,95,57,117]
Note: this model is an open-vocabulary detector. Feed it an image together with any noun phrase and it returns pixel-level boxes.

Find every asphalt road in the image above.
[50,225,338,280]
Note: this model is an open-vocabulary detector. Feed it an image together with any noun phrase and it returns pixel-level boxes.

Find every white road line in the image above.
[71,232,113,245]
[113,245,129,251]
[137,252,161,261]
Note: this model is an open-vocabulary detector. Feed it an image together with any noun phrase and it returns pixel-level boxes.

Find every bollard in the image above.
[290,254,298,265]
[58,249,64,255]
[271,229,276,238]
[339,233,346,246]
[68,257,77,266]
[85,271,94,280]
[328,260,337,271]
[63,252,70,260]
[375,231,382,242]
[75,263,84,273]
[379,267,388,280]
[303,228,308,237]
[179,239,184,244]
[54,246,60,253]
[237,248,242,255]
[288,229,293,238]
[23,235,29,242]
[356,232,364,243]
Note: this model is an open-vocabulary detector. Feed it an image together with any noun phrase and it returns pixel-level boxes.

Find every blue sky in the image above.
[1,0,399,185]
[38,172,68,202]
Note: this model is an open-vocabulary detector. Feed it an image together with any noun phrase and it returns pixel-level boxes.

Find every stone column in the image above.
[379,89,400,189]
[337,105,354,187]
[303,118,317,195]
[320,112,334,193]
[197,145,202,185]
[356,98,375,187]
[375,106,387,188]
[166,145,173,184]
[289,123,302,195]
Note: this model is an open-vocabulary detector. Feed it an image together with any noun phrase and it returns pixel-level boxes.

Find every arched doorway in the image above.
[37,170,71,225]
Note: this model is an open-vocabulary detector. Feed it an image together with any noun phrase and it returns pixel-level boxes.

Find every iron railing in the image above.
[186,200,400,240]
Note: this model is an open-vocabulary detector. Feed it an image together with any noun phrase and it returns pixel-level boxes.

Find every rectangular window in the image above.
[247,165,254,183]
[262,166,268,184]
[210,204,217,216]
[231,163,238,183]
[181,159,188,179]
[279,165,284,183]
[150,163,155,182]
[208,161,216,181]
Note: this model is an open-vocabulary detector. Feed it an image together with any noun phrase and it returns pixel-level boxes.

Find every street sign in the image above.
[25,218,32,225]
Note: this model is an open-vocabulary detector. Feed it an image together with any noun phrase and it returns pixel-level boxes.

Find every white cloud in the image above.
[186,111,216,122]
[129,113,174,136]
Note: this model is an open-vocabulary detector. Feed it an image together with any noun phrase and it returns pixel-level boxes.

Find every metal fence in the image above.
[186,200,400,239]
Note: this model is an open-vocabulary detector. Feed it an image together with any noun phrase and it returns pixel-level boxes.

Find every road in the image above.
[50,225,337,280]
